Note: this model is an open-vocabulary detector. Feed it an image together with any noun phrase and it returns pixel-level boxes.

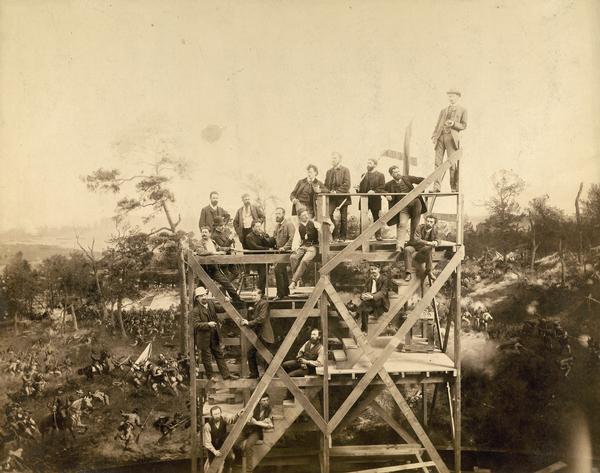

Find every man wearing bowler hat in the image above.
[431,88,468,192]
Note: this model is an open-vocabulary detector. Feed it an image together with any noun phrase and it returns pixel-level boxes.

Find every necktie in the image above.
[371,278,377,294]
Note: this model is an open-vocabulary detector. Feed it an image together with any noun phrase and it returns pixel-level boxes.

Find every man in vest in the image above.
[324,152,351,242]
[403,215,440,282]
[192,287,239,382]
[431,88,468,192]
[272,207,295,299]
[233,194,265,248]
[199,191,231,232]
[240,289,275,379]
[357,157,386,241]
[357,264,390,334]
[282,328,323,377]
[384,165,427,249]
[236,393,273,472]
[289,209,320,292]
[203,405,242,473]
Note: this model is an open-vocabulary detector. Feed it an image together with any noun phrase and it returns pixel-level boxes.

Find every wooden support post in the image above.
[321,276,330,473]
[187,267,198,473]
[421,384,427,430]
[454,172,464,473]
[360,196,370,252]
[371,401,417,444]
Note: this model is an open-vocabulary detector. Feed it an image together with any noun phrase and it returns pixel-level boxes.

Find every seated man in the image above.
[357,264,390,334]
[196,226,242,303]
[236,393,273,472]
[203,405,242,473]
[289,209,320,291]
[240,289,274,379]
[283,328,323,378]
[403,215,439,282]
[212,216,235,252]
[244,220,275,294]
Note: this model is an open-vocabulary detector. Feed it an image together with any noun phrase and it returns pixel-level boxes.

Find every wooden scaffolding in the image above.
[185,150,464,473]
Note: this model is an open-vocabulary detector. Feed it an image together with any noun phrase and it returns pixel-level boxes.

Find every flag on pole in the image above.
[129,342,152,373]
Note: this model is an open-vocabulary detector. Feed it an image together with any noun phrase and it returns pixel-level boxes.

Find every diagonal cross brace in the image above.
[324,283,449,473]
[186,255,327,473]
[327,247,463,434]
[187,253,327,432]
[320,150,462,275]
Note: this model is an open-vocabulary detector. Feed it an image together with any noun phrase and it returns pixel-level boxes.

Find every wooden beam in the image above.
[195,253,290,265]
[319,151,462,274]
[345,462,436,473]
[533,462,568,473]
[336,385,386,432]
[324,281,452,473]
[187,267,198,473]
[371,400,417,444]
[330,444,422,457]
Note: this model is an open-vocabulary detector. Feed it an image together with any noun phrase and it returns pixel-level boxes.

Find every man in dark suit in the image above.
[357,264,390,334]
[324,152,351,242]
[192,287,238,382]
[431,88,468,192]
[384,165,427,248]
[241,289,275,379]
[244,220,275,294]
[357,157,386,240]
[233,194,265,248]
[404,215,440,281]
[199,191,231,232]
[290,164,328,217]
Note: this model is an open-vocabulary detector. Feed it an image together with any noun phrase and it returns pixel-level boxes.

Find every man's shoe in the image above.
[431,188,441,193]
[427,271,437,282]
[224,374,240,380]
[404,273,412,282]
[375,235,383,241]
[208,376,218,383]
[244,374,259,379]
[288,282,297,291]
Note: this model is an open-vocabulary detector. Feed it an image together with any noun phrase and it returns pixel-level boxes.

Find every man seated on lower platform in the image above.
[235,393,273,472]
[357,264,390,334]
[203,405,243,473]
[283,328,323,378]
[289,208,320,292]
[403,215,440,282]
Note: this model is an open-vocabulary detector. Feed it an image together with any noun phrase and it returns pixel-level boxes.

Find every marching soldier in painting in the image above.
[431,88,467,192]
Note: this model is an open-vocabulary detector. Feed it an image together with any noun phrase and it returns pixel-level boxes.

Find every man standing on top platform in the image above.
[357,157,386,241]
[233,193,265,249]
[384,165,427,249]
[199,191,231,232]
[403,215,439,282]
[431,88,468,192]
[290,164,328,218]
[272,207,295,300]
[324,152,351,242]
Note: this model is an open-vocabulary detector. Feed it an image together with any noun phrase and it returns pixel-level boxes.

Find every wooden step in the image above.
[332,349,347,363]
[342,338,358,350]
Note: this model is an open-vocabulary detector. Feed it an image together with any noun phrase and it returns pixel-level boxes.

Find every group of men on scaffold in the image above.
[192,89,467,473]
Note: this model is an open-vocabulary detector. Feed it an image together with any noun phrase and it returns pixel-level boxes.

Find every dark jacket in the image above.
[273,219,295,251]
[199,205,230,232]
[245,231,275,252]
[244,403,273,440]
[233,205,265,239]
[324,166,351,208]
[290,178,328,216]
[298,220,319,247]
[407,224,439,250]
[211,228,234,249]
[358,170,386,211]
[192,301,221,348]
[384,176,427,225]
[363,275,390,316]
[247,298,275,344]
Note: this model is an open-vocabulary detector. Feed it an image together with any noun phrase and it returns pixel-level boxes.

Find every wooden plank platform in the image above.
[329,444,424,457]
[316,352,456,377]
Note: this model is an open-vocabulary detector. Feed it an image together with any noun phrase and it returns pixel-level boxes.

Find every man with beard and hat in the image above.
[403,215,440,282]
[192,287,239,382]
[324,152,351,242]
[233,194,265,249]
[431,88,468,192]
[384,165,427,249]
[272,207,295,299]
[199,191,231,232]
[357,157,386,240]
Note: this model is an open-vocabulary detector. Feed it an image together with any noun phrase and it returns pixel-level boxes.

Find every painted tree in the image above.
[1,252,38,332]
[583,183,600,248]
[84,157,191,349]
[484,169,526,261]
[527,195,566,270]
